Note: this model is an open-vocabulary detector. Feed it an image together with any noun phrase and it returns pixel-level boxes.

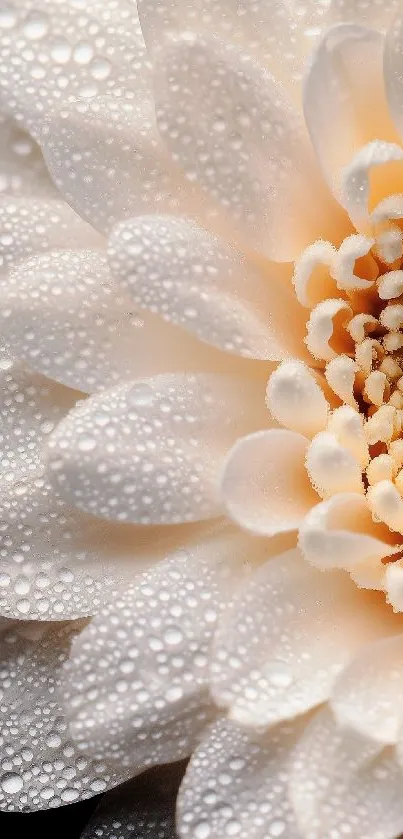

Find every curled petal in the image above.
[220,430,317,537]
[340,141,403,228]
[292,240,338,308]
[299,493,399,572]
[306,432,364,498]
[305,299,352,361]
[266,361,329,439]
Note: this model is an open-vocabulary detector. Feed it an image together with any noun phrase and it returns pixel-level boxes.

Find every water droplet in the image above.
[127,383,155,407]
[194,821,211,839]
[1,773,23,794]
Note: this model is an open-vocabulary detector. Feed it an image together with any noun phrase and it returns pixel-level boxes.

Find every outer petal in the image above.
[177,716,305,839]
[40,96,200,235]
[0,476,191,621]
[60,527,260,773]
[290,707,403,839]
[153,33,348,261]
[0,248,242,394]
[304,26,399,194]
[0,357,78,483]
[299,493,400,574]
[81,763,185,839]
[0,197,102,275]
[211,548,397,728]
[384,11,403,143]
[46,374,268,525]
[331,634,403,745]
[0,115,57,198]
[0,619,127,812]
[108,215,308,362]
[220,429,318,537]
[0,0,151,135]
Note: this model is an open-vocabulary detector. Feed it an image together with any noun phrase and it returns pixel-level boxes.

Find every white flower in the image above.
[2,0,403,836]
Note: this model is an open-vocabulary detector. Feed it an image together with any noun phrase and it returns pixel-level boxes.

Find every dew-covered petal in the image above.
[0,0,151,136]
[299,493,399,574]
[0,249,239,394]
[153,32,348,262]
[46,374,268,524]
[0,197,102,275]
[108,215,308,361]
[331,634,403,745]
[0,619,127,812]
[81,763,186,839]
[60,528,257,773]
[266,361,329,438]
[0,115,57,198]
[0,475,193,621]
[304,26,399,195]
[220,430,317,537]
[290,706,403,839]
[0,357,78,483]
[211,548,396,729]
[340,141,403,229]
[306,432,364,498]
[177,716,305,839]
[40,95,199,235]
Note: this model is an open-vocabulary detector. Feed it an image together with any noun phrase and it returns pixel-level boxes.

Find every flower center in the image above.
[292,217,403,534]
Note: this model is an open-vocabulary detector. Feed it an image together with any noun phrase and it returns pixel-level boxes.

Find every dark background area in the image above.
[0,795,104,838]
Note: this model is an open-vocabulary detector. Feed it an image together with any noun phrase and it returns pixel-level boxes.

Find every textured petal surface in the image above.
[81,763,186,839]
[0,619,126,812]
[331,633,403,745]
[211,549,399,728]
[0,248,245,393]
[220,430,317,536]
[304,25,399,192]
[108,216,308,361]
[46,374,268,524]
[0,475,184,621]
[0,357,78,483]
[0,0,151,135]
[61,526,262,773]
[153,32,347,261]
[177,716,305,839]
[40,95,199,235]
[290,707,403,839]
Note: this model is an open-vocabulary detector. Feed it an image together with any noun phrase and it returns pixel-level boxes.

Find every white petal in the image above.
[0,0,151,136]
[327,0,399,29]
[0,197,102,275]
[299,493,399,572]
[46,374,268,525]
[340,141,403,228]
[306,432,364,498]
[332,233,378,290]
[40,96,199,235]
[0,249,240,394]
[385,561,403,612]
[0,620,127,811]
[220,430,317,537]
[153,33,347,261]
[383,12,403,143]
[327,405,369,467]
[60,532,248,773]
[290,707,403,839]
[177,716,304,839]
[367,480,403,534]
[211,548,396,728]
[108,215,308,361]
[0,358,78,484]
[331,634,403,745]
[293,240,339,308]
[266,361,329,438]
[0,475,191,621]
[0,115,57,198]
[81,763,185,839]
[304,26,398,193]
[305,298,352,361]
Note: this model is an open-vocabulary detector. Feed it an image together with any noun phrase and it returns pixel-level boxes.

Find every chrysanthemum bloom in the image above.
[4,0,403,836]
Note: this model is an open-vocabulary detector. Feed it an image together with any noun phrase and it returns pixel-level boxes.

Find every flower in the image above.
[2,0,403,836]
